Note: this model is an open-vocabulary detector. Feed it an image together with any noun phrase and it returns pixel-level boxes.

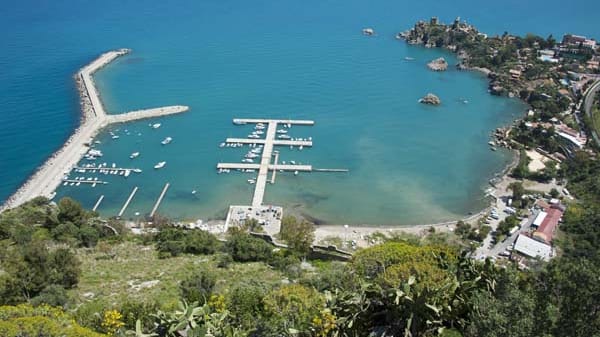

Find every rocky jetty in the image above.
[419,93,441,105]
[427,57,448,71]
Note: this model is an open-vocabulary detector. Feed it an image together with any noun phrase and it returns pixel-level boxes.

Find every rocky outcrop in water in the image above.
[427,57,448,71]
[419,93,441,105]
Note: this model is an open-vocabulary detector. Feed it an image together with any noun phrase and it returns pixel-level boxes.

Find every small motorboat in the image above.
[130,152,140,159]
[154,161,166,169]
[161,137,172,145]
[152,123,161,129]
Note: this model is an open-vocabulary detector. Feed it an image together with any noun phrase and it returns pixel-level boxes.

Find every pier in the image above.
[150,183,170,217]
[218,118,346,208]
[225,138,312,147]
[92,195,104,212]
[233,118,314,126]
[118,186,138,217]
[62,179,108,185]
[1,49,190,212]
[271,151,279,184]
[74,166,140,173]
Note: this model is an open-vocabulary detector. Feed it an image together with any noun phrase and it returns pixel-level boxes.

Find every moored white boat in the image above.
[154,161,166,169]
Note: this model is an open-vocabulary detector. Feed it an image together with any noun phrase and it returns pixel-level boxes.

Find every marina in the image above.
[218,118,347,208]
[0,49,188,212]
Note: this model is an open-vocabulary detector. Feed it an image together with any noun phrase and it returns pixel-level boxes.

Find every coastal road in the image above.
[583,79,600,146]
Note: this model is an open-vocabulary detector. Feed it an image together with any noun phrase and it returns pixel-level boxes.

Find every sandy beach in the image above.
[1,49,188,212]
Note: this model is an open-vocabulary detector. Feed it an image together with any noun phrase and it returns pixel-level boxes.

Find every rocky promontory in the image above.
[427,57,448,71]
[419,93,441,105]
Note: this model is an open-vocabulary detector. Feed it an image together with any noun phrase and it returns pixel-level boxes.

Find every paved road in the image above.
[583,80,600,146]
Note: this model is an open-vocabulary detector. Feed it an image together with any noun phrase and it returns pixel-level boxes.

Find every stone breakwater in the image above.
[1,49,189,211]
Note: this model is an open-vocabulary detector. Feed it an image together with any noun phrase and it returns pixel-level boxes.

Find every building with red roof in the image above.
[532,206,563,244]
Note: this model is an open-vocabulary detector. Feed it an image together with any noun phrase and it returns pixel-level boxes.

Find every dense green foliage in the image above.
[155,227,219,258]
[279,216,315,255]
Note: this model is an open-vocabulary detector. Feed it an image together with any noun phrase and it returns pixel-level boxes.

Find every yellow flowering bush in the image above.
[208,294,226,313]
[100,309,125,335]
[312,309,337,337]
[0,304,106,337]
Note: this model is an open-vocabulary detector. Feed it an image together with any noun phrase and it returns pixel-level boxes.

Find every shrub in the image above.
[180,268,216,304]
[225,233,273,262]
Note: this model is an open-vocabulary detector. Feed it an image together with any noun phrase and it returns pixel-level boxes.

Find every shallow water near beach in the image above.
[2,0,599,225]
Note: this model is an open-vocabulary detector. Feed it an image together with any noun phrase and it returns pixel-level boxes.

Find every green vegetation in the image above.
[0,304,106,337]
[1,194,600,336]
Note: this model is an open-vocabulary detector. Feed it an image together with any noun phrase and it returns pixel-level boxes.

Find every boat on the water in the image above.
[248,134,260,139]
[277,129,288,134]
[161,137,173,145]
[247,179,256,184]
[130,152,140,159]
[154,161,166,169]
[152,123,161,129]
[278,134,291,139]
[242,158,254,163]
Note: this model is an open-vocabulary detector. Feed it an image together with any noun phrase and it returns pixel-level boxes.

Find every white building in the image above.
[514,234,553,261]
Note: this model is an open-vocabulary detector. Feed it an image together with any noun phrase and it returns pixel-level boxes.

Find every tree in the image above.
[225,233,273,262]
[0,241,80,304]
[57,197,87,225]
[279,216,315,255]
[465,270,536,337]
[508,182,525,203]
[537,258,600,337]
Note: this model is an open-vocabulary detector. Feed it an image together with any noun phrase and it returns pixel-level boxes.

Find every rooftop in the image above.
[514,234,553,261]
[533,206,563,244]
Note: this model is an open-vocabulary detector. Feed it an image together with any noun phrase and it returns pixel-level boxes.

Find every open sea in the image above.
[1,0,599,225]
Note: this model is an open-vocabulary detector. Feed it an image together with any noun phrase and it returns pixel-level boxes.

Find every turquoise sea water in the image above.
[1,0,599,225]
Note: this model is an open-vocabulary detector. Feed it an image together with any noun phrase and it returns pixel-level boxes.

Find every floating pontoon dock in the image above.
[218,118,347,207]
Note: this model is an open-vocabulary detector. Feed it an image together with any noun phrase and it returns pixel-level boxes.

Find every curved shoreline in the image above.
[1,49,189,212]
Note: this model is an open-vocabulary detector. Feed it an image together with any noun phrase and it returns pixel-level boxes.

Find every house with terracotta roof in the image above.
[531,205,563,244]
